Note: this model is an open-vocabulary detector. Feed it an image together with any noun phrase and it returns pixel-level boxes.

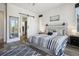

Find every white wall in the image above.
[0,3,4,39]
[39,3,78,36]
[0,3,5,11]
[0,11,4,39]
[7,4,39,43]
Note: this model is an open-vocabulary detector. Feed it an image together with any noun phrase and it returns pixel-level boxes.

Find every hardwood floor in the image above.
[65,45,79,56]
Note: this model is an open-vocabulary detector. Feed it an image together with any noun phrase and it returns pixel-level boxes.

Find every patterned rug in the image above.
[0,45,43,56]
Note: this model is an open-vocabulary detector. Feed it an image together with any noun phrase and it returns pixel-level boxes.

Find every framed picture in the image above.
[50,15,60,21]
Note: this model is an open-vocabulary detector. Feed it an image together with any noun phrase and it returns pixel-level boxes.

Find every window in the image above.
[75,4,79,32]
[9,16,19,39]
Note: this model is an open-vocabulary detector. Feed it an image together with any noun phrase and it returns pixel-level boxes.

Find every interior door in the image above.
[27,17,35,38]
[7,16,20,43]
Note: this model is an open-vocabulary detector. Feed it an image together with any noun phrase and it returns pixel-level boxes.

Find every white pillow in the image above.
[57,30,64,36]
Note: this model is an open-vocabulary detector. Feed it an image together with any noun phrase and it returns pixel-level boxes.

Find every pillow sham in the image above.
[47,32,53,35]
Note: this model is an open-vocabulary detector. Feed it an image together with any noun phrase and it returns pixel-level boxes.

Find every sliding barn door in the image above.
[27,17,36,38]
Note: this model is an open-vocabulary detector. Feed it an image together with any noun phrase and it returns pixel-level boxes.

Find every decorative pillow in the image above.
[53,30,56,32]
[47,32,53,35]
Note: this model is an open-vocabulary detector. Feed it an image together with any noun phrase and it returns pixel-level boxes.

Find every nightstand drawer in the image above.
[70,36,79,47]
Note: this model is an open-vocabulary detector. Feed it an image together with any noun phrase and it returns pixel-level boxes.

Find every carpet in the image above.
[0,45,43,56]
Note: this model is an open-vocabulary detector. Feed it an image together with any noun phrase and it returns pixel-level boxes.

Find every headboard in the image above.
[46,23,67,35]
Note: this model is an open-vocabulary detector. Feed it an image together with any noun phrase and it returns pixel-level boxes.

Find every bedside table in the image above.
[70,36,79,47]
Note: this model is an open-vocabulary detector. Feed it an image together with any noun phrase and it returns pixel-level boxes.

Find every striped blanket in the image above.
[29,33,57,47]
[29,34,68,56]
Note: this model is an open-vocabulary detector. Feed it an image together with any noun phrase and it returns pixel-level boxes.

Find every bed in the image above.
[28,23,69,56]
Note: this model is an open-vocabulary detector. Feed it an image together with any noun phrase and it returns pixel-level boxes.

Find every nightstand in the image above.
[70,36,79,47]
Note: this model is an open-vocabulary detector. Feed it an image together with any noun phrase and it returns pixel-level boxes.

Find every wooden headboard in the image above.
[46,23,67,35]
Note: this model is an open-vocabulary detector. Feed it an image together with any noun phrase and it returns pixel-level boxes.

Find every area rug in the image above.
[0,45,43,56]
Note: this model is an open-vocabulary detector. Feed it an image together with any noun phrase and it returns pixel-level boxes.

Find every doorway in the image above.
[7,16,20,43]
[20,16,27,43]
[21,17,27,36]
[22,19,27,36]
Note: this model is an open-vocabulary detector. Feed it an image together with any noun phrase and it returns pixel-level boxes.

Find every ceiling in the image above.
[12,3,65,14]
